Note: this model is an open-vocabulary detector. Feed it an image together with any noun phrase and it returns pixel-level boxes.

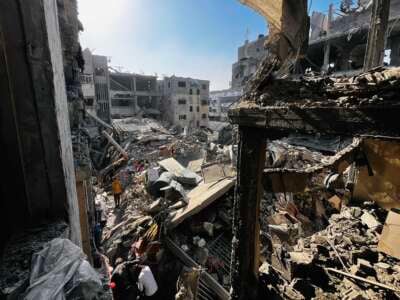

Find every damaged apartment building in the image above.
[229,0,400,299]
[109,71,161,119]
[160,76,210,130]
[210,34,267,122]
[307,0,400,72]
[81,48,112,123]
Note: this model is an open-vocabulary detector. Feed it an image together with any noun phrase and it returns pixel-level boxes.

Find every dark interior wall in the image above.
[0,22,31,251]
[0,0,78,253]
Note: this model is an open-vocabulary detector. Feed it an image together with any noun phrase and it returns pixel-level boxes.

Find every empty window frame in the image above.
[178,81,186,88]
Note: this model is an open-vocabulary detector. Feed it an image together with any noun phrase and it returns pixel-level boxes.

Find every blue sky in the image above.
[78,0,334,90]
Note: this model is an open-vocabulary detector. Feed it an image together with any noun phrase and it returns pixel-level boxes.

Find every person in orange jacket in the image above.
[112,177,123,208]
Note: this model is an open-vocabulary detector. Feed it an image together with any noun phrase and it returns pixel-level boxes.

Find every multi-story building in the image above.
[307,0,400,73]
[80,49,111,123]
[209,89,242,121]
[81,49,96,116]
[109,72,160,118]
[231,34,268,89]
[160,76,210,129]
[93,55,111,123]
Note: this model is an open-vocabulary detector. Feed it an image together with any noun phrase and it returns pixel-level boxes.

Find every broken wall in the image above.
[353,138,400,209]
[239,0,309,61]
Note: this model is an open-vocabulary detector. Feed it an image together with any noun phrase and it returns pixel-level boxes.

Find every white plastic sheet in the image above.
[24,238,103,300]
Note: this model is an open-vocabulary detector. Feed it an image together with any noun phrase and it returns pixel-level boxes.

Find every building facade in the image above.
[80,49,112,123]
[209,89,242,121]
[109,72,160,118]
[231,34,268,89]
[307,0,400,73]
[160,76,210,129]
[81,49,96,116]
[92,55,111,123]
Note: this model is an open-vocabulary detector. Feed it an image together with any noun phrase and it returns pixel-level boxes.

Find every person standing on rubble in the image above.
[112,176,123,208]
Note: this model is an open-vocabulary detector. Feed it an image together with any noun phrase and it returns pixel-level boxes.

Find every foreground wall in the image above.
[0,0,81,251]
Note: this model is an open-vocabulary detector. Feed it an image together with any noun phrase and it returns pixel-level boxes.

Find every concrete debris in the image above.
[259,203,400,299]
[251,66,400,108]
[83,116,237,299]
[377,210,400,259]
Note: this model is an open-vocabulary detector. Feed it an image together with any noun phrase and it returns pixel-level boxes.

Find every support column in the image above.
[231,126,266,300]
[363,0,391,71]
[133,76,139,113]
[322,4,334,72]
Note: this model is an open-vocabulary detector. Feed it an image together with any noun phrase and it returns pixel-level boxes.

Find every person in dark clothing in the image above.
[110,259,142,300]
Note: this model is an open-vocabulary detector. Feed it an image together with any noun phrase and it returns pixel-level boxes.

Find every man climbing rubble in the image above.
[112,176,123,208]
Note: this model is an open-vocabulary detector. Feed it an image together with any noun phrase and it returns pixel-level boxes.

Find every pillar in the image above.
[322,4,334,71]
[363,0,391,71]
[230,126,266,300]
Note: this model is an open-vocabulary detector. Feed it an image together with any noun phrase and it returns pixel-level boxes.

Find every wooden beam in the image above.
[363,0,391,71]
[230,126,266,300]
[86,109,114,131]
[101,130,128,159]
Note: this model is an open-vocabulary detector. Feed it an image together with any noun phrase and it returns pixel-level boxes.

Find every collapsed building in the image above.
[228,0,400,299]
[307,0,400,73]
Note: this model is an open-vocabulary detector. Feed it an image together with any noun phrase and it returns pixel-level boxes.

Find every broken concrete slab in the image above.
[158,157,202,185]
[377,210,400,259]
[202,163,226,183]
[187,158,204,173]
[168,178,235,228]
[360,211,380,230]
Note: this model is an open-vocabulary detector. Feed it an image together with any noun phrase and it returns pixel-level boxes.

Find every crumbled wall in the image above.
[354,138,400,209]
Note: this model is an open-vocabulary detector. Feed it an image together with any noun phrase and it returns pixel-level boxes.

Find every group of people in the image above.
[110,258,159,300]
[110,239,160,300]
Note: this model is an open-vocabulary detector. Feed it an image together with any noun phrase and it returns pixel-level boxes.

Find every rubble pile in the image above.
[267,140,326,169]
[89,112,399,300]
[169,191,234,289]
[255,67,400,108]
[87,115,238,299]
[260,202,400,300]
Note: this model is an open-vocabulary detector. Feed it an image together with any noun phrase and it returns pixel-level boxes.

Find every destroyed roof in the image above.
[112,117,166,133]
[229,67,400,136]
[265,137,362,174]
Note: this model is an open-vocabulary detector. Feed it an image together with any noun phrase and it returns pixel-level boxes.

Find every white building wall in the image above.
[161,76,210,129]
